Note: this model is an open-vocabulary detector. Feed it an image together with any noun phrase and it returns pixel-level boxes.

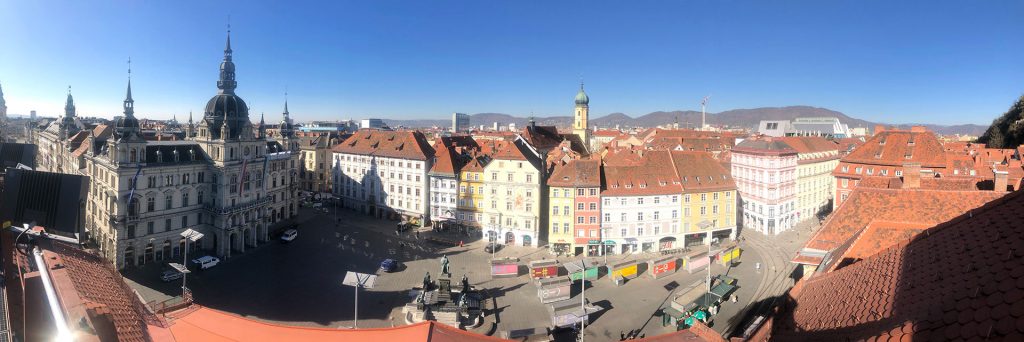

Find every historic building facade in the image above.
[331,129,434,223]
[428,136,478,224]
[297,127,335,194]
[481,140,543,247]
[778,136,840,222]
[832,126,947,208]
[41,32,302,269]
[547,159,602,256]
[732,137,799,235]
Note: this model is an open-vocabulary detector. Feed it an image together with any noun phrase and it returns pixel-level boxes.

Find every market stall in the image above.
[490,258,519,278]
[648,256,678,279]
[528,259,559,280]
[717,246,741,265]
[565,259,601,281]
[549,299,602,329]
[685,251,710,274]
[606,260,639,286]
[536,277,572,304]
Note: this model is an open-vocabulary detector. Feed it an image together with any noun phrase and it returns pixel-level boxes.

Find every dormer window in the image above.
[625,184,632,189]
[905,152,913,159]
[639,183,646,188]
[874,152,882,159]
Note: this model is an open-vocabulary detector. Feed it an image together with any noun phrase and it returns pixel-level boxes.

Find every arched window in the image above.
[129,149,137,163]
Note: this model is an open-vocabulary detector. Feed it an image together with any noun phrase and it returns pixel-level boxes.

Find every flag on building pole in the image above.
[127,165,143,204]
[239,157,249,194]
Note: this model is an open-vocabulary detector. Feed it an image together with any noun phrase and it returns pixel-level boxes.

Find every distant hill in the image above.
[384,106,988,136]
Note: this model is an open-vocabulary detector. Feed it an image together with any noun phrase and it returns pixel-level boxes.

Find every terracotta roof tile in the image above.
[842,130,947,168]
[796,186,1002,258]
[774,189,1024,341]
[332,129,435,161]
[547,159,601,187]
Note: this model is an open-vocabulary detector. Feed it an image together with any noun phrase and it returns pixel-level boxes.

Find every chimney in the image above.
[902,163,921,189]
[994,169,1008,192]
[873,124,885,136]
[910,126,927,133]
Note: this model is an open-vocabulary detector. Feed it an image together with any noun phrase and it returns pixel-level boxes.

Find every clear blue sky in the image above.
[1,1,1022,125]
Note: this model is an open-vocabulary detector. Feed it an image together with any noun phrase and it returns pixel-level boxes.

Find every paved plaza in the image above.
[124,206,813,340]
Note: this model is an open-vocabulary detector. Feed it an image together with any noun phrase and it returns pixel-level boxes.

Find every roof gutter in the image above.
[32,246,74,342]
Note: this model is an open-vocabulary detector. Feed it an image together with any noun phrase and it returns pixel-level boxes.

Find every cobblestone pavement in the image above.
[124,206,812,340]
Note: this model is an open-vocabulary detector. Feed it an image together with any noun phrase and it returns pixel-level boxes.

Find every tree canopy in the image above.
[978,94,1024,148]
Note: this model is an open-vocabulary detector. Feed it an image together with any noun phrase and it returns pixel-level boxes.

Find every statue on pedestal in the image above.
[461,274,470,293]
[440,254,450,276]
[423,272,431,290]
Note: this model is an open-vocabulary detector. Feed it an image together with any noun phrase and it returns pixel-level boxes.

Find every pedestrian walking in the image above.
[459,240,464,247]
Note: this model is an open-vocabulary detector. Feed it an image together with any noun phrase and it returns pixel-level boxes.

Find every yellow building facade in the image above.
[681,189,737,246]
[548,186,575,253]
[456,157,487,228]
[482,143,542,247]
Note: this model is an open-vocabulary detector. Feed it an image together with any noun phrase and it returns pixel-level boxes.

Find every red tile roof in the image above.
[332,129,435,161]
[839,220,931,261]
[428,136,479,176]
[547,159,601,187]
[842,130,947,168]
[602,150,734,196]
[773,189,1024,341]
[46,241,153,342]
[794,186,1003,264]
[162,306,507,341]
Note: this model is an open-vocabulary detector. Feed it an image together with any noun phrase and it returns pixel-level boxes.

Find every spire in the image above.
[0,81,6,107]
[258,112,266,138]
[124,60,135,118]
[217,27,237,94]
[64,85,75,117]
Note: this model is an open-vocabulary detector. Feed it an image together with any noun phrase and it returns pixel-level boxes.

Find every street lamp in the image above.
[697,220,713,312]
[180,228,204,300]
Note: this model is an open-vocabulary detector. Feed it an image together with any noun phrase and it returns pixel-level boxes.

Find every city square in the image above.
[124,204,810,340]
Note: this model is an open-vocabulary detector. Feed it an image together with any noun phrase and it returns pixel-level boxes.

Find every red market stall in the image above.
[648,256,678,279]
[529,259,559,280]
[490,258,519,278]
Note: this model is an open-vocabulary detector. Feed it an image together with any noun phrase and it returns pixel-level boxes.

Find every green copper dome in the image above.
[575,83,589,105]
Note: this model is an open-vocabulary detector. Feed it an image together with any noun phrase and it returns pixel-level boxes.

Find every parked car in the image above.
[484,242,502,253]
[281,229,298,242]
[379,259,399,272]
[191,256,220,270]
[160,270,183,282]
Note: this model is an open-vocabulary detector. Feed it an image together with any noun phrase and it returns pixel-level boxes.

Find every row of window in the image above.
[552,188,599,197]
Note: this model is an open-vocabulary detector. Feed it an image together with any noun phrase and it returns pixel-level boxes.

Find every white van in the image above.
[191,256,220,270]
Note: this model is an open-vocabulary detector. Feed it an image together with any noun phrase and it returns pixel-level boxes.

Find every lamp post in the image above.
[180,229,204,300]
[698,220,713,312]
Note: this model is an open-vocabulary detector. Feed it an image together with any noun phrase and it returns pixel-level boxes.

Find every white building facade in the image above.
[332,130,434,223]
[732,139,799,235]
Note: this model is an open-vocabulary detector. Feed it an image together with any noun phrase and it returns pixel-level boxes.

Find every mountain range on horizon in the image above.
[384,106,989,136]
